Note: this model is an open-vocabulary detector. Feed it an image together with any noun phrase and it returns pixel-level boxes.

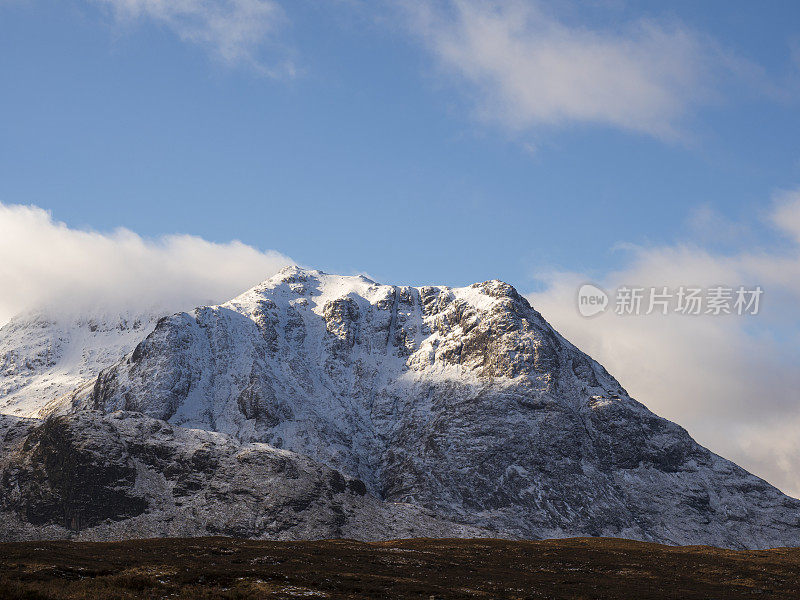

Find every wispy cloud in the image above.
[528,190,800,497]
[685,205,751,245]
[0,203,294,324]
[403,0,754,140]
[92,0,293,75]
[772,188,800,244]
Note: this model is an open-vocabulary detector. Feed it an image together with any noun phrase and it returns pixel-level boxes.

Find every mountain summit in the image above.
[2,267,798,547]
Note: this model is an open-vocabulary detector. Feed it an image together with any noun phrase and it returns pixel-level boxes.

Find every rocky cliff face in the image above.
[0,412,487,542]
[52,266,799,549]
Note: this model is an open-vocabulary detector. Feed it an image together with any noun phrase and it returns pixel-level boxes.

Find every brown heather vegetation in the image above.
[0,536,799,599]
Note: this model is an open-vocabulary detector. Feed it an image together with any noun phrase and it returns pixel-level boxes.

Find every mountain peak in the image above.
[271,265,323,282]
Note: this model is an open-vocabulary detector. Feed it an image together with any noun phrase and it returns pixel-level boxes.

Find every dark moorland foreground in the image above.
[1,537,799,600]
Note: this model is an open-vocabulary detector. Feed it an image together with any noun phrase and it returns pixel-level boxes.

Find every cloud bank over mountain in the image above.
[0,203,293,324]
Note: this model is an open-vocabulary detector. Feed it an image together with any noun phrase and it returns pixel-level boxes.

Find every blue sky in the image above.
[2,1,800,494]
[2,0,799,287]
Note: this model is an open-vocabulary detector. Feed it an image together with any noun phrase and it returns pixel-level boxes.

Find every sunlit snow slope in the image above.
[0,312,157,417]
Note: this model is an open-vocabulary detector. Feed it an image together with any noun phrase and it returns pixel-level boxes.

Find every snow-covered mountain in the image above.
[0,311,157,418]
[2,267,799,548]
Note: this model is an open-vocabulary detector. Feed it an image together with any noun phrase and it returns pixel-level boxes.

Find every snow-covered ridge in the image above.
[0,310,158,418]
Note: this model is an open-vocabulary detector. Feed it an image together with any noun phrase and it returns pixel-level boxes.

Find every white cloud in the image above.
[0,203,294,324]
[92,0,293,74]
[772,189,800,244]
[405,0,738,140]
[528,191,800,498]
